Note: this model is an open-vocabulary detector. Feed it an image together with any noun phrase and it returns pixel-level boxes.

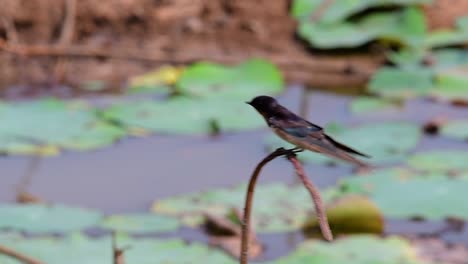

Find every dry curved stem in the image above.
[240,147,292,264]
[286,153,333,241]
[240,148,333,264]
[0,244,44,264]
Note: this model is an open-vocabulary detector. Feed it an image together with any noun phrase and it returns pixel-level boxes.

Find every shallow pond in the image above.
[0,86,467,261]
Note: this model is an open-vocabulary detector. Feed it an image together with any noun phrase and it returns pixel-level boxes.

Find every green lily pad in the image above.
[0,99,125,155]
[291,0,431,23]
[340,167,468,220]
[368,67,433,99]
[350,97,401,114]
[0,204,102,233]
[266,122,420,165]
[100,214,180,233]
[408,150,468,173]
[0,233,235,264]
[440,119,468,141]
[128,65,183,94]
[102,97,264,135]
[274,235,425,264]
[152,182,337,233]
[175,59,283,100]
[431,69,468,101]
[426,17,468,48]
[297,7,426,49]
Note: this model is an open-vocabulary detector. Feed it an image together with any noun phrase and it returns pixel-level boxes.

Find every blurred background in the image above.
[0,0,467,263]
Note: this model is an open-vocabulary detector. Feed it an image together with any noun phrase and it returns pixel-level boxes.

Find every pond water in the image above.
[0,85,467,261]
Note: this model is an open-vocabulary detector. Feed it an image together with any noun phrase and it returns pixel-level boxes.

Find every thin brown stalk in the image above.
[240,148,292,264]
[287,154,333,241]
[0,244,44,264]
[112,232,126,264]
[240,149,333,264]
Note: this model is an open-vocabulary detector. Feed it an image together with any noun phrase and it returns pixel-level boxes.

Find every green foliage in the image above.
[408,150,468,173]
[368,67,433,98]
[440,119,468,141]
[176,59,283,100]
[100,214,180,233]
[426,17,468,48]
[340,168,468,220]
[0,204,102,233]
[102,97,264,135]
[0,234,236,264]
[266,121,421,165]
[103,59,282,135]
[298,7,426,49]
[273,235,425,264]
[152,182,337,233]
[0,99,125,155]
[350,96,400,114]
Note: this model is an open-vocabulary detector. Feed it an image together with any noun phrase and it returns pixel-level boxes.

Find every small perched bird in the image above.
[247,95,370,167]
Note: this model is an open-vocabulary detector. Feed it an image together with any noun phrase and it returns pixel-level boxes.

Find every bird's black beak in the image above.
[245,101,252,105]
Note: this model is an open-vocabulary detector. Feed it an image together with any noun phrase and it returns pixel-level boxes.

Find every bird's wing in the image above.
[268,116,370,158]
[268,116,325,139]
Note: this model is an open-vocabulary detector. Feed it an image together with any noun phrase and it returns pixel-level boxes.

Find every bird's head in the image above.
[246,95,279,118]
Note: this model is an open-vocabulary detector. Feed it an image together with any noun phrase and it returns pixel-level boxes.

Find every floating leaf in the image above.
[298,7,426,49]
[350,96,401,114]
[426,17,468,48]
[305,195,384,235]
[0,234,235,264]
[291,0,431,23]
[103,97,264,135]
[176,59,283,100]
[152,182,336,233]
[266,122,420,165]
[0,204,102,233]
[128,65,184,94]
[431,69,468,101]
[100,214,179,233]
[0,99,125,155]
[368,67,433,98]
[274,235,426,264]
[408,150,468,173]
[440,119,468,141]
[340,168,468,220]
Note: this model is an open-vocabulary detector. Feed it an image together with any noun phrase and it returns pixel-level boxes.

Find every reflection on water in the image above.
[0,86,467,255]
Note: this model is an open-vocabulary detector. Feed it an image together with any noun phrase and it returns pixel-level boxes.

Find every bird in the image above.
[246,95,370,167]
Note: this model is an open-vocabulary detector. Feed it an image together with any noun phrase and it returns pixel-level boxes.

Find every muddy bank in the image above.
[0,0,465,97]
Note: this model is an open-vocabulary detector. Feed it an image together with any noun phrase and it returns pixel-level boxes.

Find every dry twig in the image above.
[0,245,44,264]
[240,148,333,264]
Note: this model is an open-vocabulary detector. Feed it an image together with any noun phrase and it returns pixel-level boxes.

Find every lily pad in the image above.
[340,168,468,220]
[350,97,401,114]
[291,0,431,23]
[128,65,184,94]
[100,214,180,233]
[0,204,102,233]
[408,150,468,173]
[102,97,264,135]
[431,70,468,101]
[274,235,426,264]
[440,119,468,141]
[426,17,468,48]
[266,122,420,165]
[368,67,433,99]
[0,99,125,155]
[0,233,235,264]
[152,182,337,233]
[297,7,426,49]
[175,59,283,100]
